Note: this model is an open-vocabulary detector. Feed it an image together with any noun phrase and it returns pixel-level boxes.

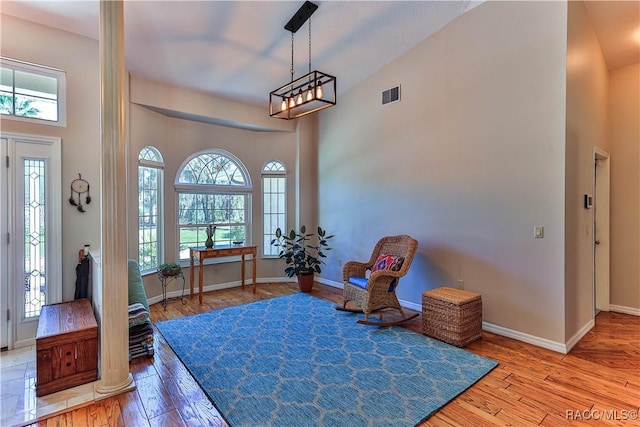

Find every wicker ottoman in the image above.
[422,287,482,347]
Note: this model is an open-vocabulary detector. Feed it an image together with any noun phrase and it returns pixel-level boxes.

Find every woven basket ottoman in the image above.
[422,287,482,347]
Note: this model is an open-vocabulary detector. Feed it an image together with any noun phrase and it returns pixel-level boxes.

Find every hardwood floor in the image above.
[26,283,640,426]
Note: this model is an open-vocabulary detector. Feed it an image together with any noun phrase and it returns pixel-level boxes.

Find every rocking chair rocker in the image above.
[336,235,419,326]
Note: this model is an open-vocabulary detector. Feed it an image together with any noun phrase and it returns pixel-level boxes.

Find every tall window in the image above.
[176,150,251,260]
[0,57,66,126]
[138,146,164,273]
[262,160,286,257]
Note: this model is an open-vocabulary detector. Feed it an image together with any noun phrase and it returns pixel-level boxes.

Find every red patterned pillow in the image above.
[372,254,404,272]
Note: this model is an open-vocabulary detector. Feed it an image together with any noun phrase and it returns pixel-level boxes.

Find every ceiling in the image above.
[584,0,639,70]
[1,1,638,108]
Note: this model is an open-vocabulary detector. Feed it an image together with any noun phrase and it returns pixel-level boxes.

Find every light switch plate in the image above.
[534,226,544,238]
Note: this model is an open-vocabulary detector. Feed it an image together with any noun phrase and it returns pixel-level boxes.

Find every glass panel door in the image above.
[3,134,61,348]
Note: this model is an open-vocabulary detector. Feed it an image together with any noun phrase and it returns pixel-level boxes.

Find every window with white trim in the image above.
[0,57,66,126]
[176,150,251,260]
[262,160,286,257]
[138,146,164,273]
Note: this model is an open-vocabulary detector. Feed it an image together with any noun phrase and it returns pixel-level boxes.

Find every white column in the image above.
[95,0,133,397]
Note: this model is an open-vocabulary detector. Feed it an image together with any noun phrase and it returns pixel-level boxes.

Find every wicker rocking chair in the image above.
[336,235,419,326]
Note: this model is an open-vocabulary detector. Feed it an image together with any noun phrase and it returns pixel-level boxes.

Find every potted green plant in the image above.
[271,225,333,292]
[158,262,182,277]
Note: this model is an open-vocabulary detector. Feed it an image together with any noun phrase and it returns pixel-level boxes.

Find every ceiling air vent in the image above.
[382,85,400,105]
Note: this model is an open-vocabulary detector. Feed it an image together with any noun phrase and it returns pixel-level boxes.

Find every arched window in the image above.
[262,160,286,257]
[138,146,164,273]
[175,150,252,260]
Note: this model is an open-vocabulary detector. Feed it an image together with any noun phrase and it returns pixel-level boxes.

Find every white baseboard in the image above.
[147,278,289,305]
[13,338,35,349]
[565,319,595,353]
[399,299,421,312]
[321,280,603,355]
[482,321,568,354]
[610,304,640,316]
[319,279,568,354]
[149,276,586,355]
[316,277,342,289]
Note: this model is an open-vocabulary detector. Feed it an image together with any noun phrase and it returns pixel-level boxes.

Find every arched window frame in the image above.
[138,146,164,274]
[262,160,286,257]
[175,149,252,261]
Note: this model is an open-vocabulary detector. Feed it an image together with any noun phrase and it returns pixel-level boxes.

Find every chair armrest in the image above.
[369,269,404,281]
[366,269,404,293]
[343,261,369,282]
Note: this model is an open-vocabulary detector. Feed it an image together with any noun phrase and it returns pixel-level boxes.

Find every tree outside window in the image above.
[138,146,164,273]
[176,150,251,260]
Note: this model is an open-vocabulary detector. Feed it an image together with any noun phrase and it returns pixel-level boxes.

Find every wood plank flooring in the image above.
[27,283,640,426]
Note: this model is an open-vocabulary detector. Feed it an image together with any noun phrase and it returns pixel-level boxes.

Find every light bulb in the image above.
[296,89,303,105]
[315,82,323,99]
[306,85,314,101]
[281,98,288,111]
[289,96,295,108]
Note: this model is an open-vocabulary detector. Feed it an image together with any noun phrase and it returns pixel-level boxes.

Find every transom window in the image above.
[262,160,286,257]
[176,150,251,260]
[0,57,66,126]
[138,146,164,273]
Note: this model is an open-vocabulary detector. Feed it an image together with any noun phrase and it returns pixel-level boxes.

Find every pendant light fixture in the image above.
[269,1,336,120]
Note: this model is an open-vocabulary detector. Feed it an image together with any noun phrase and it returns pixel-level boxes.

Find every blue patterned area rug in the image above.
[156,293,497,427]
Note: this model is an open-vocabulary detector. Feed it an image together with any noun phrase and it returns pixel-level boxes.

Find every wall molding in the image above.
[609,305,640,316]
[482,322,568,354]
[316,277,342,289]
[156,276,586,355]
[147,277,291,305]
[565,319,595,353]
[312,278,572,352]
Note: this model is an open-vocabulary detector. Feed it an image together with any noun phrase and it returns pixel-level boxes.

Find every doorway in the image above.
[0,133,62,349]
[593,147,610,314]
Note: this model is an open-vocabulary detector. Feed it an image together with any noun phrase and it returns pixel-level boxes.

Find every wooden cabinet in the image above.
[36,299,98,397]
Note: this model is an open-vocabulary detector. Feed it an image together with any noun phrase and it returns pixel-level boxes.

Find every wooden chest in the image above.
[36,299,98,397]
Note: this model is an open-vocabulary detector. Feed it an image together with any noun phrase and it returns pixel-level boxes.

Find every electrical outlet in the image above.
[337,258,343,267]
[456,279,464,290]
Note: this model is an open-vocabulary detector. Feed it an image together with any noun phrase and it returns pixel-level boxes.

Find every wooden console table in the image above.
[189,245,257,303]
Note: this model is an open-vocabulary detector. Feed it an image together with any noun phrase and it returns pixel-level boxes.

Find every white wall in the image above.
[609,63,640,311]
[317,1,568,343]
[0,14,314,303]
[127,77,316,299]
[6,1,632,350]
[564,0,609,340]
[0,15,101,301]
[130,77,296,133]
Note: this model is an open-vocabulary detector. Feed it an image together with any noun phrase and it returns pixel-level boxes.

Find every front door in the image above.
[1,138,8,349]
[1,133,62,349]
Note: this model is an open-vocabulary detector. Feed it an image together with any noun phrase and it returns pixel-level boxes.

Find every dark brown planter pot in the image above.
[161,268,181,277]
[297,274,314,292]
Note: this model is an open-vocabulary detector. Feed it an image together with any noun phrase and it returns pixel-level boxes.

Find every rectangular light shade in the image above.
[269,70,336,120]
